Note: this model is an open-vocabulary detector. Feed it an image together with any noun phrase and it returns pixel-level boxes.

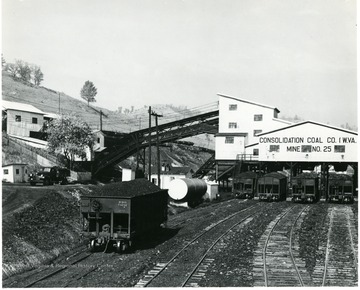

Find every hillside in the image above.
[2,71,217,137]
[2,71,215,171]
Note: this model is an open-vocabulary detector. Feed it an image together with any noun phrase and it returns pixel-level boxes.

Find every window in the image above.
[15,115,21,122]
[253,130,262,136]
[3,169,8,175]
[15,169,20,175]
[229,104,237,111]
[253,149,259,156]
[225,137,234,144]
[228,122,237,129]
[97,138,101,143]
[301,145,312,152]
[254,114,263,121]
[32,117,38,124]
[270,145,280,152]
[334,145,345,153]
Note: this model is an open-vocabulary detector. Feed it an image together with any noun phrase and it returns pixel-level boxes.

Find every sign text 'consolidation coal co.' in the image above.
[259,137,356,153]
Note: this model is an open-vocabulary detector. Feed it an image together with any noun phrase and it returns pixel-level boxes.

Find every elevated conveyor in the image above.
[92,110,218,176]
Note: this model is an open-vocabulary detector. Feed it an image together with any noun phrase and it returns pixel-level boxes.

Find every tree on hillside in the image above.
[80,80,97,106]
[32,65,44,86]
[45,114,94,170]
[2,54,6,70]
[15,59,31,82]
[7,63,18,79]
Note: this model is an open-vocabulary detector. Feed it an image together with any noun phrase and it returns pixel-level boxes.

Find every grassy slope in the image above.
[2,71,216,135]
[2,71,214,170]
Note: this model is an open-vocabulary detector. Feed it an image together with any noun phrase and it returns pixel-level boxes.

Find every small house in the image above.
[2,100,45,137]
[2,163,28,183]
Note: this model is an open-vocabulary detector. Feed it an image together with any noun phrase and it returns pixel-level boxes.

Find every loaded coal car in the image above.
[232,171,257,199]
[292,172,320,203]
[327,173,354,203]
[257,172,287,201]
[80,179,168,253]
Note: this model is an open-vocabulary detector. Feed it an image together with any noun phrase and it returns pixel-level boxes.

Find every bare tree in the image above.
[80,80,97,106]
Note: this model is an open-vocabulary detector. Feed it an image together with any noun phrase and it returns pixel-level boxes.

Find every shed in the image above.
[2,163,28,183]
[150,166,194,189]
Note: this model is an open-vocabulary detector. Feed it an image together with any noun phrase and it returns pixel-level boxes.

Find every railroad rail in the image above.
[253,205,310,287]
[322,206,358,287]
[23,250,91,288]
[135,203,261,287]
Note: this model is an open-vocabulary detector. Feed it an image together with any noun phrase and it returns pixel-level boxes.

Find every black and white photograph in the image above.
[1,0,357,287]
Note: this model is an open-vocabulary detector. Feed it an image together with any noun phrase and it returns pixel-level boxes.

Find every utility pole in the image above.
[151,111,163,188]
[100,110,103,131]
[148,106,152,182]
[58,92,61,114]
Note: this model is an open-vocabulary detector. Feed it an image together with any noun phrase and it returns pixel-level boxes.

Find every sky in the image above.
[2,0,357,127]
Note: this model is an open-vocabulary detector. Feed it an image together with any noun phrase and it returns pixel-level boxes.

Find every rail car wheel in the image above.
[115,241,122,253]
[89,240,96,252]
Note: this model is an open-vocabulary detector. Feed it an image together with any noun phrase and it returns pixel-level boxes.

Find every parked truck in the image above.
[29,166,70,186]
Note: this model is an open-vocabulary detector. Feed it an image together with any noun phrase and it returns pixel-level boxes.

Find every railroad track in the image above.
[23,250,92,288]
[253,204,310,287]
[321,206,358,287]
[135,203,261,287]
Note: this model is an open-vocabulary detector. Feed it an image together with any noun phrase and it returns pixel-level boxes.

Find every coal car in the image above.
[80,179,168,253]
[232,171,257,199]
[327,173,354,203]
[292,172,320,203]
[257,172,287,201]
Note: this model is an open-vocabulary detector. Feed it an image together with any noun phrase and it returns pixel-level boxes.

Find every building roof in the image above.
[257,120,358,136]
[93,130,127,138]
[215,133,248,137]
[43,112,60,119]
[2,100,45,115]
[2,163,28,167]
[161,166,193,175]
[86,179,165,197]
[218,93,280,113]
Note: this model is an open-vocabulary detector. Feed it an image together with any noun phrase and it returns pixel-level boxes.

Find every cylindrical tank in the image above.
[168,178,207,202]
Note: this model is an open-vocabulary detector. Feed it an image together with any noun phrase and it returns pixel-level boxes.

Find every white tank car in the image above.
[168,178,207,206]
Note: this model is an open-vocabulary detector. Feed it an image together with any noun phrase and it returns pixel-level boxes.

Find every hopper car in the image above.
[232,171,257,199]
[80,179,168,253]
[327,173,354,203]
[257,172,287,201]
[292,172,320,203]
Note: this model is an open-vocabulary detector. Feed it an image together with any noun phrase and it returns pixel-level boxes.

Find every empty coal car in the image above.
[258,172,287,201]
[80,179,168,253]
[232,171,257,199]
[292,172,320,203]
[327,173,354,203]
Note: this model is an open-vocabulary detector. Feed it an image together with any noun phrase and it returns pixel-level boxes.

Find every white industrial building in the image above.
[215,94,292,161]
